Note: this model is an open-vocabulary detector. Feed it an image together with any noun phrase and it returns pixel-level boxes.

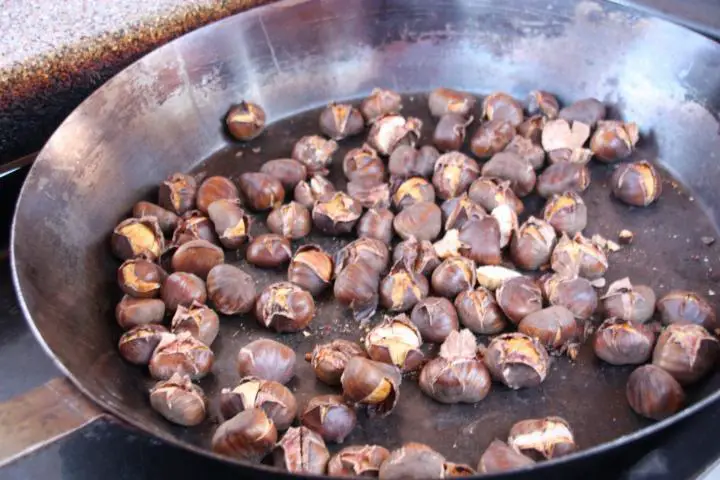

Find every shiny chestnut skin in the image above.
[365,315,424,372]
[432,151,480,200]
[431,257,476,299]
[428,87,476,117]
[255,282,315,333]
[433,114,473,152]
[392,177,435,211]
[294,175,336,208]
[518,306,579,351]
[551,233,608,280]
[504,135,545,170]
[117,258,166,298]
[379,261,429,312]
[411,297,459,343]
[470,120,515,159]
[219,377,297,430]
[225,101,266,141]
[590,120,639,162]
[273,426,330,474]
[171,239,224,279]
[334,256,380,320]
[454,287,507,334]
[484,333,550,389]
[171,301,219,346]
[468,176,524,214]
[237,338,296,384]
[195,176,240,214]
[212,408,277,461]
[510,217,557,270]
[206,264,256,315]
[626,365,685,420]
[361,88,403,122]
[543,274,597,322]
[246,234,292,268]
[172,210,219,246]
[116,295,166,330]
[652,323,719,385]
[319,102,364,140]
[346,179,391,210]
[238,172,285,211]
[393,201,442,241]
[343,145,386,183]
[611,160,662,207]
[593,317,656,365]
[536,162,590,198]
[483,92,524,127]
[341,356,402,417]
[111,217,164,261]
[517,114,545,144]
[478,440,535,474]
[657,290,717,331]
[158,172,197,215]
[419,329,491,404]
[388,144,440,179]
[458,216,502,265]
[132,201,179,235]
[149,373,207,426]
[496,276,543,325]
[327,445,390,477]
[148,331,214,380]
[441,193,486,231]
[508,416,576,460]
[481,152,536,197]
[602,278,656,324]
[335,237,390,276]
[558,97,606,127]
[118,324,168,365]
[543,191,587,235]
[393,237,440,277]
[308,339,367,386]
[267,202,312,240]
[367,114,422,156]
[313,192,363,235]
[288,245,334,296]
[528,90,559,119]
[379,443,446,480]
[300,394,357,443]
[260,158,308,190]
[161,272,207,312]
[357,208,394,244]
[292,135,338,175]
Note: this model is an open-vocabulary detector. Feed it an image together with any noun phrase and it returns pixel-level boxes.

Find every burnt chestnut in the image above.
[602,278,656,324]
[388,144,440,179]
[319,102,364,140]
[543,274,597,322]
[361,88,403,122]
[196,176,240,214]
[274,426,330,474]
[300,395,357,443]
[162,272,207,312]
[392,177,435,211]
[171,301,219,346]
[308,339,368,386]
[481,152,536,197]
[148,331,214,380]
[393,201,442,241]
[237,338,296,384]
[459,216,503,265]
[652,323,719,385]
[433,114,473,152]
[206,264,256,315]
[246,234,292,268]
[657,290,717,331]
[266,202,312,240]
[117,258,166,299]
[483,92,524,127]
[593,317,656,365]
[393,237,440,277]
[288,245,334,296]
[367,114,422,156]
[292,135,338,175]
[496,276,543,325]
[335,237,390,276]
[432,152,480,200]
[528,90,559,119]
[543,191,587,235]
[111,217,164,261]
[611,160,662,207]
[468,177,524,214]
[454,287,507,334]
[504,135,545,170]
[626,364,685,420]
[590,120,639,162]
[431,257,476,298]
[149,373,207,426]
[411,297,459,342]
[313,192,363,235]
[225,101,266,141]
[212,408,277,461]
[541,118,591,152]
[518,306,579,351]
[219,377,297,430]
[441,193,486,231]
[380,261,429,312]
[341,356,402,417]
[419,329,491,404]
[116,295,166,330]
[132,201,179,235]
[478,440,535,474]
[294,175,336,208]
[171,239,224,279]
[558,98,606,127]
[365,315,424,371]
[172,210,218,246]
[357,208,394,244]
[551,233,608,280]
[508,417,576,460]
[158,173,197,215]
[118,324,168,365]
[429,87,476,117]
[379,443,445,480]
[536,162,590,198]
[327,445,390,477]
[343,144,385,183]
[484,333,550,389]
[255,282,315,333]
[510,217,557,271]
[470,120,515,159]
[260,158,308,190]
[347,179,391,210]
[238,172,285,211]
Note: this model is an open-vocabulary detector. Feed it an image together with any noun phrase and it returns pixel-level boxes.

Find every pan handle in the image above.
[0,377,106,467]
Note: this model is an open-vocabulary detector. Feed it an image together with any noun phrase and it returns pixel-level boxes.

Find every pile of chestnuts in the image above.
[108,86,718,477]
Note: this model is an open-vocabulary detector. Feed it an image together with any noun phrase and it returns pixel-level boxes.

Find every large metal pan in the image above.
[6,0,720,477]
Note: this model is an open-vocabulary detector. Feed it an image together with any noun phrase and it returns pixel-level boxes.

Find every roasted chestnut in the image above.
[171,239,224,279]
[657,290,717,331]
[590,120,639,162]
[255,282,315,333]
[379,261,429,312]
[367,114,422,156]
[543,191,587,235]
[171,301,219,346]
[551,233,608,280]
[319,102,364,140]
[327,445,390,477]
[313,192,363,235]
[393,201,442,241]
[219,377,297,430]
[379,443,445,480]
[116,295,166,330]
[468,176,524,214]
[428,87,476,117]
[388,144,440,179]
[543,274,597,322]
[558,98,606,127]
[508,417,576,460]
[288,245,334,296]
[206,263,256,315]
[132,201,179,235]
[335,237,389,275]
[274,426,330,474]
[392,177,435,210]
[393,237,440,277]
[652,323,719,385]
[300,395,357,443]
[433,114,473,151]
[411,297,459,342]
[161,272,207,312]
[365,315,424,371]
[541,118,591,152]
[117,258,166,298]
[149,373,207,426]
[470,120,516,159]
[433,229,467,260]
[528,90,559,119]
[431,256,476,299]
[172,210,218,246]
[343,145,386,183]
[444,463,475,477]
[158,172,197,215]
[611,160,662,207]
[246,234,292,268]
[484,333,550,389]
[118,324,168,365]
[536,162,590,198]
[225,101,266,141]
[441,193,486,231]
[496,276,543,325]
[481,152,536,197]
[504,135,545,170]
[601,278,656,324]
[419,329,491,404]
[432,151,480,200]
[195,176,240,214]
[341,356,402,417]
[518,306,579,351]
[148,331,214,380]
[111,217,164,261]
[454,287,507,334]
[476,265,522,291]
[357,208,394,244]
[593,317,656,365]
[308,339,368,386]
[510,217,557,271]
[238,172,285,211]
[237,338,296,384]
[477,440,535,474]
[346,178,391,209]
[361,88,403,122]
[483,92,524,127]
[260,158,308,190]
[292,135,338,175]
[266,201,312,239]
[547,147,593,165]
[491,203,518,249]
[626,364,685,420]
[212,408,277,461]
[294,175,336,208]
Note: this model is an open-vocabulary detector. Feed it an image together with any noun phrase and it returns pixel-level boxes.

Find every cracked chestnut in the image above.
[260,158,308,190]
[657,290,717,331]
[327,445,390,477]
[388,144,439,179]
[393,201,442,241]
[551,233,608,279]
[536,162,590,198]
[288,245,334,296]
[319,102,364,140]
[346,179,391,209]
[172,210,218,246]
[611,160,662,207]
[411,296,459,343]
[431,256,476,299]
[341,356,402,417]
[380,261,429,312]
[212,408,277,461]
[255,282,315,332]
[149,373,207,426]
[496,276,543,325]
[171,239,224,279]
[528,90,559,119]
[148,331,214,380]
[518,306,579,351]
[313,192,363,235]
[367,114,422,156]
[206,264,256,315]
[510,217,557,270]
[246,234,292,268]
[484,333,550,389]
[365,315,424,371]
[593,317,656,365]
[274,426,330,474]
[300,395,357,443]
[379,443,446,480]
[558,98,606,127]
[118,324,168,365]
[590,120,639,162]
[393,237,440,277]
[543,191,587,235]
[161,272,207,312]
[468,176,524,214]
[294,174,336,208]
[117,258,166,298]
[602,278,656,324]
[543,274,597,322]
[481,152,536,197]
[292,135,338,175]
[428,87,476,117]
[508,417,576,460]
[238,172,285,211]
[219,377,297,430]
[308,339,368,386]
[433,114,473,151]
[195,176,240,214]
[335,237,390,276]
[441,193,486,231]
[170,301,219,346]
[225,101,266,141]
[132,201,179,235]
[432,151,480,200]
[392,177,435,210]
[111,217,164,261]
[343,144,385,183]
[470,120,515,159]
[652,323,719,385]
[236,338,296,384]
[361,88,402,122]
[483,92,524,127]
[158,172,197,215]
[454,287,506,334]
[504,135,545,170]
[266,201,312,240]
[357,208,394,244]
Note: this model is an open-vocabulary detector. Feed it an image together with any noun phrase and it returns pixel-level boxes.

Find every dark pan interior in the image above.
[11,0,720,476]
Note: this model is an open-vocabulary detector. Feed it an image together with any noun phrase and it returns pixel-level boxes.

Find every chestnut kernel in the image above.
[327,445,390,477]
[593,317,656,365]
[379,261,429,312]
[470,120,515,159]
[132,201,178,235]
[484,333,550,389]
[161,272,207,312]
[255,282,315,333]
[411,296,459,343]
[206,264,256,315]
[118,324,168,365]
[528,90,559,119]
[341,356,402,417]
[300,394,357,443]
[308,339,368,386]
[510,217,557,271]
[543,191,587,235]
[238,172,285,211]
[292,135,338,175]
[491,203,518,249]
[116,295,166,330]
[611,160,662,207]
[237,338,296,384]
[266,201,312,240]
[481,152,536,197]
[536,162,590,198]
[274,426,330,474]
[590,120,639,162]
[454,287,507,334]
[433,114,473,152]
[379,443,445,480]
[170,301,219,346]
[508,416,576,460]
[357,208,394,244]
[294,174,336,208]
[365,314,424,372]
[117,258,166,298]
[313,192,363,235]
[319,102,364,140]
[225,101,266,141]
[260,158,308,190]
[361,88,403,122]
[602,278,656,324]
[393,201,442,241]
[367,114,422,156]
[432,151,480,200]
[288,245,333,296]
[558,98,606,127]
[496,276,543,325]
[246,234,292,268]
[212,408,277,461]
[393,237,440,277]
[195,176,240,214]
[431,256,476,299]
[476,265,522,291]
[518,305,579,351]
[171,239,224,279]
[219,377,297,430]
[428,87,476,117]
[149,331,214,380]
[652,323,719,385]
[483,92,524,127]
[626,364,685,420]
[149,373,207,426]
[343,144,385,183]
[657,290,717,331]
[158,173,197,215]
[111,217,164,261]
